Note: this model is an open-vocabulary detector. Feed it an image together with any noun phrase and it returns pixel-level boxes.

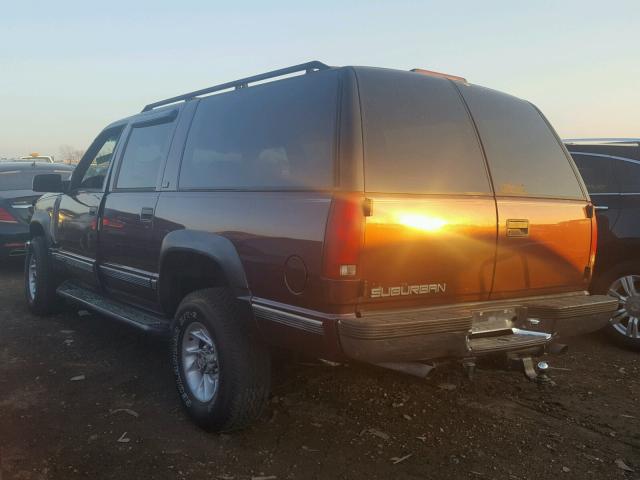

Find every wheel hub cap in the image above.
[181,321,219,403]
[627,296,640,317]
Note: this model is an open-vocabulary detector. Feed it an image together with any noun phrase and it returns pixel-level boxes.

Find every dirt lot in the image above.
[0,259,638,480]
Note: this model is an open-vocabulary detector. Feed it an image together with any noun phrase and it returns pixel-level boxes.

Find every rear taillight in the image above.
[0,207,17,223]
[322,194,366,280]
[588,203,598,275]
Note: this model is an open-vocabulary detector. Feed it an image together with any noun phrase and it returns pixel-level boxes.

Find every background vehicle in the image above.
[565,139,640,348]
[0,162,73,257]
[19,154,55,163]
[25,62,616,431]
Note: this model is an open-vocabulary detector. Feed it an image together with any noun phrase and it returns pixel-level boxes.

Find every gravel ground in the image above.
[0,259,638,480]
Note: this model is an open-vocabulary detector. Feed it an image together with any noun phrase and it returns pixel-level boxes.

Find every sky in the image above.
[1,0,638,159]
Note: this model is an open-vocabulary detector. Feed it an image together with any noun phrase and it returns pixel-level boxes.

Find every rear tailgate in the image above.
[359,195,496,308]
[352,67,499,310]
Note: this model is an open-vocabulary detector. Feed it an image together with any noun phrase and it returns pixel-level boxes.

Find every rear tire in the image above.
[24,236,62,315]
[171,288,271,431]
[592,262,640,350]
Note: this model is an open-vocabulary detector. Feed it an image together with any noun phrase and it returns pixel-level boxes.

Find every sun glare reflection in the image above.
[396,213,448,232]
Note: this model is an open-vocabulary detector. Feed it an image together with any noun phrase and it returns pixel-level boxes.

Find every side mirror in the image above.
[33,173,65,193]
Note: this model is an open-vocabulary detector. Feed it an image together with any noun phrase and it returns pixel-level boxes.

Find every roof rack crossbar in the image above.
[142,60,330,112]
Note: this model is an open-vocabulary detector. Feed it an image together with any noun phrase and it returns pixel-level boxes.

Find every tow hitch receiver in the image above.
[509,355,553,384]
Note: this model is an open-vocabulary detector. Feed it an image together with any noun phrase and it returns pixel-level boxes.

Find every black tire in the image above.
[24,236,62,315]
[592,262,640,350]
[171,288,271,431]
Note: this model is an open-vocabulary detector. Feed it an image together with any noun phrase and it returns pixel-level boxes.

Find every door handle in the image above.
[506,219,529,237]
[140,207,155,222]
[594,205,609,211]
[88,206,98,216]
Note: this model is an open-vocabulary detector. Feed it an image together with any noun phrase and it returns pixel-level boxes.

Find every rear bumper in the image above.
[338,292,617,363]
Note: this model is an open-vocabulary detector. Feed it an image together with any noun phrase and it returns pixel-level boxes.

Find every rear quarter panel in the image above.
[153,191,332,309]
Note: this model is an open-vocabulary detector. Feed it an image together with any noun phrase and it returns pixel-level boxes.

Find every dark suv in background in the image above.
[0,161,73,258]
[25,62,616,431]
[565,139,640,348]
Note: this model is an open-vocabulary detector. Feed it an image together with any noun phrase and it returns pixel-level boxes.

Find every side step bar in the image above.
[57,281,171,335]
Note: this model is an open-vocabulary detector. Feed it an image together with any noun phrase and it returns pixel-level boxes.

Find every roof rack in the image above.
[142,60,330,112]
[563,138,640,146]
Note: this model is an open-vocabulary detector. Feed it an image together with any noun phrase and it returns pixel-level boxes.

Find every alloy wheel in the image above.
[181,321,220,403]
[608,275,640,339]
[28,254,37,300]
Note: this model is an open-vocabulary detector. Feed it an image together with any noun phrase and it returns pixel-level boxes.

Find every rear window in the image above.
[0,169,71,191]
[460,85,584,199]
[357,68,491,195]
[570,153,618,194]
[179,69,339,190]
[614,159,640,193]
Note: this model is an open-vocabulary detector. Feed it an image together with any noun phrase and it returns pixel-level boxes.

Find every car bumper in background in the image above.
[0,225,29,257]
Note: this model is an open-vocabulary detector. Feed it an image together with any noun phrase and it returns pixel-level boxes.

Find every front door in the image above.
[98,110,179,310]
[54,126,125,287]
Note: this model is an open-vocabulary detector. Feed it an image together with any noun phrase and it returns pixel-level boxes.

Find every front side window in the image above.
[571,153,618,194]
[460,85,584,199]
[77,129,123,190]
[179,69,339,190]
[116,121,175,189]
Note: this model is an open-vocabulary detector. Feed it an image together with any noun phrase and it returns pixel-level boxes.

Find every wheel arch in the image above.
[158,230,250,317]
[29,221,46,239]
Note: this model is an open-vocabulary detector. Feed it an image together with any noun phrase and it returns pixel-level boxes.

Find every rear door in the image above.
[458,85,592,298]
[355,68,497,309]
[99,108,179,309]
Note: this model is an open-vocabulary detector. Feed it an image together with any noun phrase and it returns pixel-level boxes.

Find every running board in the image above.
[57,281,171,335]
[469,328,551,354]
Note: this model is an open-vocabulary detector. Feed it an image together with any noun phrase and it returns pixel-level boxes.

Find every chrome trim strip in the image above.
[251,297,356,321]
[99,263,158,289]
[51,250,94,272]
[252,303,325,335]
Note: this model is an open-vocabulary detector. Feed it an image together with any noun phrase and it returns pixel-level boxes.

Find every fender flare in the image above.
[158,229,250,299]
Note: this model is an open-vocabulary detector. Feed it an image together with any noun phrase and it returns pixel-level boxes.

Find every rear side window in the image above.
[570,153,618,194]
[357,68,491,195]
[460,85,583,199]
[614,159,640,193]
[0,169,72,191]
[116,121,175,189]
[179,70,339,190]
